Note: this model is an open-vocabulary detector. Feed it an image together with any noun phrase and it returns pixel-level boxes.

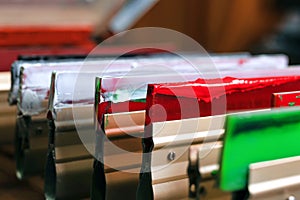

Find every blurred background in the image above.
[0,1,296,50]
[1,0,299,60]
[1,0,300,62]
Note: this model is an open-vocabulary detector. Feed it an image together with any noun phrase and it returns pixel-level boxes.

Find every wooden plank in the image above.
[0,146,44,200]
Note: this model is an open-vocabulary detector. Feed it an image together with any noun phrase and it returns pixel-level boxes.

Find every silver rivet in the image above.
[168,152,176,161]
[287,195,296,200]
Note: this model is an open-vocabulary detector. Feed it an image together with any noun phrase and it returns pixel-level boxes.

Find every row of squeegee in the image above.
[2,51,300,200]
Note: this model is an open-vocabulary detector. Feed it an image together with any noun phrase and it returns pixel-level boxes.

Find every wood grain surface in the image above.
[0,145,44,200]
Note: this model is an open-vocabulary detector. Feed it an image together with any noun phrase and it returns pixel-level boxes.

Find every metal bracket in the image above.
[248,155,300,200]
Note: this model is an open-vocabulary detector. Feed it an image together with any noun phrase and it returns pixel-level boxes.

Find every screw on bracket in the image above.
[167,151,176,161]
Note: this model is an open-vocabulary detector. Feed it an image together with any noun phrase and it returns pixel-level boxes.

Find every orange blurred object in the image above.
[0,25,96,72]
[0,25,95,47]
